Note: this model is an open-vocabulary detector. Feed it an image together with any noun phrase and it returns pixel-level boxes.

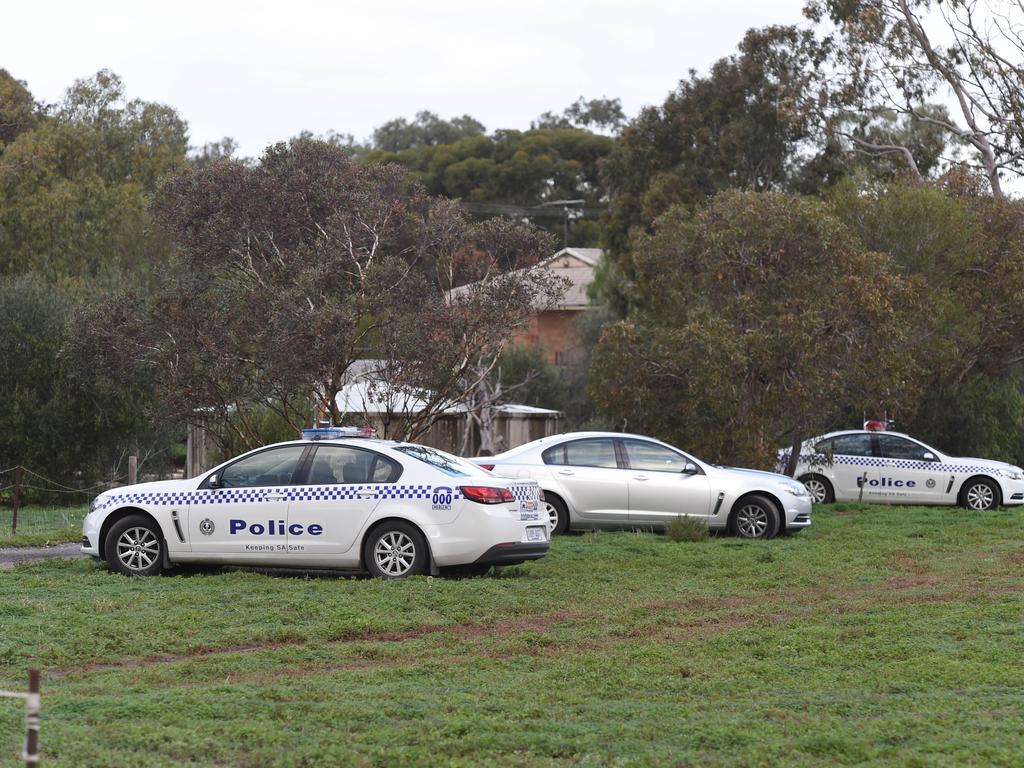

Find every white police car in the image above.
[82,429,548,578]
[785,424,1024,510]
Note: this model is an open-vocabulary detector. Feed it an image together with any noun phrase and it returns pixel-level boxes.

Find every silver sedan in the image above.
[473,432,812,539]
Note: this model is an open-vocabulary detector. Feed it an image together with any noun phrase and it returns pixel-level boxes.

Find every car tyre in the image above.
[105,515,165,577]
[363,521,429,579]
[798,474,834,504]
[960,477,1000,511]
[544,493,570,535]
[730,495,781,540]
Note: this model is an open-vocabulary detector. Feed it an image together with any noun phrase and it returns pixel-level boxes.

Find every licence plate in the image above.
[526,526,546,542]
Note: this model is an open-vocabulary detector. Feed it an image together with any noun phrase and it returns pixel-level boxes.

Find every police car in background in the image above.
[82,428,548,578]
[785,423,1024,510]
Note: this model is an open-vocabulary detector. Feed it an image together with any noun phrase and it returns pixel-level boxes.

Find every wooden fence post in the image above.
[128,455,137,486]
[11,467,23,536]
[23,670,39,768]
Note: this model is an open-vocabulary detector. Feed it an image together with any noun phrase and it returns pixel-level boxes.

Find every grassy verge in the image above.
[0,503,1022,766]
[0,505,87,548]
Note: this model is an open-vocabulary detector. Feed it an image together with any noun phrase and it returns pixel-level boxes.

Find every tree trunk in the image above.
[784,429,803,478]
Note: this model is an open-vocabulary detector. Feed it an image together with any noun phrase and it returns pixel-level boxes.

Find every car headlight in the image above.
[782,482,809,497]
[1002,468,1024,481]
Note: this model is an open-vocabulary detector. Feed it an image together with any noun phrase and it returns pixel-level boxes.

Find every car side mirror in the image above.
[922,452,936,461]
[682,462,699,475]
[207,472,220,489]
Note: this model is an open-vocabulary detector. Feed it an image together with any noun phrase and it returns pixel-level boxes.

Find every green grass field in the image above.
[0,505,87,547]
[1,503,1022,766]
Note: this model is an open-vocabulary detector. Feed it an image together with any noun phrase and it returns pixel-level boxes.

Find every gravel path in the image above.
[0,542,85,570]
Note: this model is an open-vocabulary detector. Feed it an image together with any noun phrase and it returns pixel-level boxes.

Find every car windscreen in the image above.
[393,445,479,477]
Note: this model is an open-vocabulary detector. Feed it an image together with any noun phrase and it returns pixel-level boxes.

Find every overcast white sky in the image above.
[8,0,807,156]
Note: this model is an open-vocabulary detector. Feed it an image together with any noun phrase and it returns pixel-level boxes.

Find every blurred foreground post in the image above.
[24,670,39,767]
[0,670,40,767]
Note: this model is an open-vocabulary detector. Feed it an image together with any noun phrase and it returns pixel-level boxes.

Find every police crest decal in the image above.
[199,518,215,535]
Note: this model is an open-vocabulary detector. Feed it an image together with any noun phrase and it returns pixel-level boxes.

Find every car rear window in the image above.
[394,445,477,477]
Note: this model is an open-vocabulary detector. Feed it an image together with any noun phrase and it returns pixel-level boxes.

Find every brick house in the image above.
[513,247,599,365]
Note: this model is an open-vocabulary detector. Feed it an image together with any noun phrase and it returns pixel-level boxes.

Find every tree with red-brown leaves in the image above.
[87,138,563,451]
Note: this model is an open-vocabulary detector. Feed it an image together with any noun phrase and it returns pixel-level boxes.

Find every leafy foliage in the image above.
[828,178,1024,462]
[90,139,562,450]
[600,26,827,284]
[365,117,614,247]
[371,110,486,152]
[533,96,627,135]
[808,0,1024,198]
[0,275,164,485]
[590,191,925,468]
[0,69,187,282]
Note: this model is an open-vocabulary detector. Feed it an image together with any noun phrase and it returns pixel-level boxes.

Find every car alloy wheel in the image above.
[735,503,769,538]
[964,481,997,511]
[116,526,161,572]
[803,478,829,504]
[105,514,164,576]
[543,494,569,535]
[544,501,559,530]
[373,531,417,577]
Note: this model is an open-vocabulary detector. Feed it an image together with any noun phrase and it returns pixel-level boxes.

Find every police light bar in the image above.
[863,420,886,432]
[300,426,377,440]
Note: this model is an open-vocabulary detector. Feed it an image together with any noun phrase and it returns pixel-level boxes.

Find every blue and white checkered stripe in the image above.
[509,483,539,502]
[832,456,992,473]
[96,484,463,509]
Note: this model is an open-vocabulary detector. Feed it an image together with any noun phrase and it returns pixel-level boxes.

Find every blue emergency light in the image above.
[300,426,376,440]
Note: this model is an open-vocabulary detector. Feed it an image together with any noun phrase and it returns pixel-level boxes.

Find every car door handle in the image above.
[263,494,286,501]
[557,469,575,476]
[357,492,376,499]
[632,475,649,481]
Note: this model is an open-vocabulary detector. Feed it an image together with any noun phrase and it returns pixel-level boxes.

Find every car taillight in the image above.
[460,486,515,504]
[478,463,495,472]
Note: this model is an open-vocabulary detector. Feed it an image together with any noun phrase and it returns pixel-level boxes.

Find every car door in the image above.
[825,434,879,501]
[541,438,629,523]
[875,435,946,504]
[285,444,398,556]
[620,439,711,526]
[188,445,309,555]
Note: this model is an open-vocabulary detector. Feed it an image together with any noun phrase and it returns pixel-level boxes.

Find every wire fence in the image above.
[0,506,89,539]
[0,465,128,539]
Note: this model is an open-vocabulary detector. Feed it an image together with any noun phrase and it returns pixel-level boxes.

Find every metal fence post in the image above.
[128,455,137,486]
[23,670,39,768]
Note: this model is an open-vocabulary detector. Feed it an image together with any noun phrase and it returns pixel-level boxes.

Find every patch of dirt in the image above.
[1004,550,1024,566]
[51,610,583,678]
[48,563,1024,682]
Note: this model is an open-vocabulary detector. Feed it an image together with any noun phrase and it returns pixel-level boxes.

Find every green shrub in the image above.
[665,514,709,542]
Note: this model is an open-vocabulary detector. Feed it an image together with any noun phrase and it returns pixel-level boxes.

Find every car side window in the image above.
[307,445,402,485]
[218,446,307,488]
[543,438,618,469]
[829,434,874,457]
[877,436,932,461]
[622,440,689,472]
